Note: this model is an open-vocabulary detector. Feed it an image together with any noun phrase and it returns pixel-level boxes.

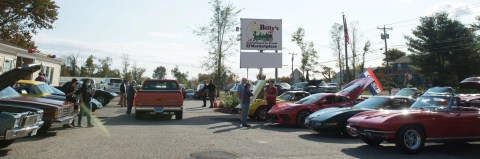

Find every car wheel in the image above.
[95,96,107,106]
[0,139,14,148]
[91,105,97,112]
[360,135,383,146]
[135,111,143,120]
[296,110,312,128]
[254,106,268,121]
[175,111,183,120]
[395,125,425,154]
[342,123,358,138]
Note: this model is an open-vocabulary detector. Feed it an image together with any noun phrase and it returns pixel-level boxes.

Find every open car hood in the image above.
[0,64,41,90]
[460,77,480,90]
[337,77,375,101]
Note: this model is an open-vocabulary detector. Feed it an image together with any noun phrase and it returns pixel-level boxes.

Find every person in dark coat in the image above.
[201,80,208,107]
[65,78,79,127]
[206,80,216,108]
[35,72,46,82]
[126,80,137,115]
[78,79,94,127]
[119,79,127,107]
[241,82,253,127]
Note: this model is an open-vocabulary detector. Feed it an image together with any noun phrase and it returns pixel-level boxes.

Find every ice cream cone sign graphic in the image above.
[249,22,260,41]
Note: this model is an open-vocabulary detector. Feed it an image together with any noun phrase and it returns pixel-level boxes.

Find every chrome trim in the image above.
[5,120,44,140]
[50,115,75,128]
[364,129,396,134]
[135,106,183,111]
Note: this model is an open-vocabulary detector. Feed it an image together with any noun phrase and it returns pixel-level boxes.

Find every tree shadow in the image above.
[0,149,11,157]
[341,142,480,158]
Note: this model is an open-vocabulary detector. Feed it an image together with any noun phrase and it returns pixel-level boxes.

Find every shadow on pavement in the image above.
[0,149,11,157]
[342,142,480,159]
[13,131,59,144]
[298,133,363,144]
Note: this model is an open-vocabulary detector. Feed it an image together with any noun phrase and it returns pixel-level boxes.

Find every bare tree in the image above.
[360,40,371,72]
[64,53,80,76]
[349,21,360,78]
[121,54,130,79]
[193,0,241,91]
[329,23,344,82]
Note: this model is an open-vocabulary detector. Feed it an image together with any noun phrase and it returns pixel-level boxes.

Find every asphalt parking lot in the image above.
[1,98,480,159]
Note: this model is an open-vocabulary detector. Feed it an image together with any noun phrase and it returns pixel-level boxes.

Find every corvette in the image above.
[267,77,375,128]
[347,89,480,153]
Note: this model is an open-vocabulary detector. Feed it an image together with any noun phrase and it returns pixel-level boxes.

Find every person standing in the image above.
[78,79,94,127]
[201,80,208,107]
[237,78,246,103]
[206,80,216,108]
[126,80,137,115]
[265,80,278,111]
[241,82,253,127]
[119,79,127,107]
[65,78,79,127]
[35,72,46,82]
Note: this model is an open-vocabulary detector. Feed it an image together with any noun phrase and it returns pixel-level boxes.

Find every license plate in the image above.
[154,107,164,113]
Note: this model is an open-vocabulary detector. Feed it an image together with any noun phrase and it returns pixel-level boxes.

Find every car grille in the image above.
[21,115,38,127]
[62,107,70,117]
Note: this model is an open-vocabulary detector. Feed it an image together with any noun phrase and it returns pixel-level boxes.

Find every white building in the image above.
[0,40,62,86]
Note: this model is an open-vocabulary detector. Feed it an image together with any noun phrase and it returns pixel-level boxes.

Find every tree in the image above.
[120,54,130,79]
[383,48,406,66]
[349,21,361,78]
[406,12,480,86]
[152,66,167,79]
[359,40,371,72]
[64,53,80,76]
[193,0,241,91]
[97,57,113,77]
[329,23,345,83]
[198,73,214,82]
[171,66,188,84]
[130,61,146,81]
[0,0,59,48]
[320,65,336,82]
[291,28,319,81]
[79,66,87,77]
[84,55,96,76]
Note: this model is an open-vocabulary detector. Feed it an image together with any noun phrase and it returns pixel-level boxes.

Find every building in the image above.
[0,40,62,86]
[289,68,303,83]
[390,56,424,87]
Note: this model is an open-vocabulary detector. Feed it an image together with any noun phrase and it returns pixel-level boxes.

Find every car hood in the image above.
[337,77,375,101]
[270,102,305,111]
[307,107,368,122]
[4,96,67,108]
[347,109,424,127]
[0,64,41,90]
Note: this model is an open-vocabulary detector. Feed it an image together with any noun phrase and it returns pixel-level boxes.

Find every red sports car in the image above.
[347,89,480,154]
[267,77,375,128]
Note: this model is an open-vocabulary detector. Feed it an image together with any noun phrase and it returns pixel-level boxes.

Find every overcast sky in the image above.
[33,0,480,80]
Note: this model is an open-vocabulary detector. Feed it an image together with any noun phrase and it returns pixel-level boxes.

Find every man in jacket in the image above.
[126,80,137,115]
[119,79,127,107]
[241,82,253,127]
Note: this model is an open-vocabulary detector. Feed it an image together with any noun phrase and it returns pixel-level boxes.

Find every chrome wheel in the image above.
[403,129,421,150]
[346,126,358,137]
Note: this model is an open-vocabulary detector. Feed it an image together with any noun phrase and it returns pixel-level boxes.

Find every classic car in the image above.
[15,80,103,111]
[394,88,420,98]
[247,91,310,121]
[0,105,44,148]
[0,64,76,130]
[80,78,118,105]
[458,77,480,107]
[268,77,375,128]
[305,96,415,137]
[347,88,480,153]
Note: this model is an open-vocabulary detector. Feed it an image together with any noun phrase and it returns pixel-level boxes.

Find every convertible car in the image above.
[305,96,415,137]
[268,77,375,128]
[247,91,310,121]
[0,105,44,148]
[347,87,480,153]
[0,64,76,131]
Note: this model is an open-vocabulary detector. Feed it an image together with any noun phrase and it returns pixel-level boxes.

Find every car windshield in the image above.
[37,83,54,94]
[410,96,450,111]
[423,87,455,96]
[277,92,294,101]
[0,87,21,99]
[395,88,416,97]
[111,79,123,83]
[143,81,178,90]
[295,93,324,104]
[49,86,65,95]
[328,83,337,86]
[353,97,391,109]
[186,89,194,93]
[297,82,307,88]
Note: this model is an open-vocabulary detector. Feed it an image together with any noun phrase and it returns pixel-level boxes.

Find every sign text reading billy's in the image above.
[240,19,282,50]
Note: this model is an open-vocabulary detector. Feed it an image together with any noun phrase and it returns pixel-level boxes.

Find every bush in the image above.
[222,94,239,108]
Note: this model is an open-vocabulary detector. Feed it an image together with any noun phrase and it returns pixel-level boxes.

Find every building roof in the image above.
[0,39,63,64]
[393,56,411,64]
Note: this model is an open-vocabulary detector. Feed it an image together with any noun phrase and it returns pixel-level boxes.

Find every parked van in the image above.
[100,78,123,93]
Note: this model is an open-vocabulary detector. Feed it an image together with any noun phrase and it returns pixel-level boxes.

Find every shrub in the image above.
[222,94,240,108]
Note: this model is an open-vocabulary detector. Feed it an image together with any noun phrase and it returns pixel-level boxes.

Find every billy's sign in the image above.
[240,19,282,50]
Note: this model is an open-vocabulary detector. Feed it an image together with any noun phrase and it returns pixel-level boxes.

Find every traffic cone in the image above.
[214,98,218,108]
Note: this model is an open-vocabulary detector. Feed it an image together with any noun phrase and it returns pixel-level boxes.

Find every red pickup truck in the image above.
[134,80,184,120]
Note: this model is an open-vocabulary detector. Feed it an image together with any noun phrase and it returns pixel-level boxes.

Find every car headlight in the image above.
[56,108,62,118]
[14,118,22,128]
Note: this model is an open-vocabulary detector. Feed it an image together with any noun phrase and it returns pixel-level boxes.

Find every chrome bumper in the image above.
[51,115,75,128]
[5,121,44,140]
[135,106,183,112]
[347,125,396,137]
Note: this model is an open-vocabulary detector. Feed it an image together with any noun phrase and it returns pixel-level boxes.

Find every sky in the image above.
[33,0,480,81]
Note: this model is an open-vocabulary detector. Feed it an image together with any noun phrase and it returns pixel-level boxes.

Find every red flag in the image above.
[343,14,350,45]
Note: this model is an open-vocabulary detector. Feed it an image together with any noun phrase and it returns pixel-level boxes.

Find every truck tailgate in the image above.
[135,90,183,106]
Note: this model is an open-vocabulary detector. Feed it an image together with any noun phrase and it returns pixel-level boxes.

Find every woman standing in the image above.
[65,78,79,127]
[78,79,94,127]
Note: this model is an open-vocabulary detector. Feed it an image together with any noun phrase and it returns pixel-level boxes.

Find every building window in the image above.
[397,64,402,71]
[3,59,12,73]
[49,68,54,84]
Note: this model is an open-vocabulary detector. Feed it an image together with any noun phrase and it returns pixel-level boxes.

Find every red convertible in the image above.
[347,87,480,153]
[267,77,374,127]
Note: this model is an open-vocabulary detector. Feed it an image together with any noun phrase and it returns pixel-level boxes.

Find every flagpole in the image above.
[343,12,350,83]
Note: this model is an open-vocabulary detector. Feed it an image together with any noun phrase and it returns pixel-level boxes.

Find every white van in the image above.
[100,78,123,93]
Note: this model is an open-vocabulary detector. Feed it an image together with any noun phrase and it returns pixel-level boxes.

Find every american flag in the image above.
[343,14,350,45]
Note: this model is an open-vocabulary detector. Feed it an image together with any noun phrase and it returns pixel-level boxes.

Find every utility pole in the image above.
[378,25,392,94]
[289,52,297,84]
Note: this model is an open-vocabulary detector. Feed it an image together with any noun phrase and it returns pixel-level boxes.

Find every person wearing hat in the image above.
[265,80,278,111]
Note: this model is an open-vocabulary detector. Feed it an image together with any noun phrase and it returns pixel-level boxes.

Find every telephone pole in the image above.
[289,52,297,83]
[378,25,392,94]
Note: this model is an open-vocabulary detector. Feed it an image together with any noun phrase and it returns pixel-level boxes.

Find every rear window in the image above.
[110,79,123,83]
[143,81,178,90]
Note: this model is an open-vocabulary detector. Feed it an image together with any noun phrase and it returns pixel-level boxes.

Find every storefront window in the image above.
[3,59,12,73]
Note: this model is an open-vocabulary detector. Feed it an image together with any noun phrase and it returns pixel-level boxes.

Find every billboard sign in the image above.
[240,52,282,68]
[241,19,282,50]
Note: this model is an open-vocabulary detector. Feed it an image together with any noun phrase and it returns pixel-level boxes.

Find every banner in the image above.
[359,68,383,95]
[240,19,282,50]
